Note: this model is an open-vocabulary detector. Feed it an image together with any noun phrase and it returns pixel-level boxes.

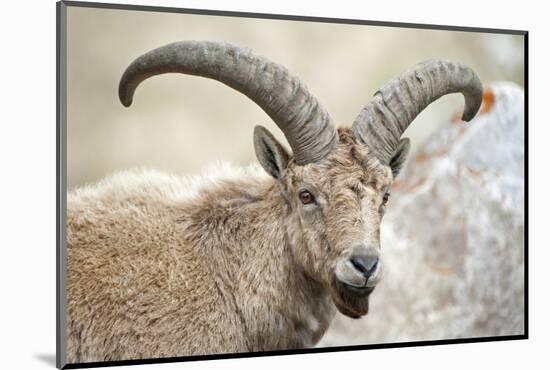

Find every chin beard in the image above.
[331,275,374,319]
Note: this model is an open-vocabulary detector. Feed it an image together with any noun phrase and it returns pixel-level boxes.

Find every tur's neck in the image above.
[178,173,335,350]
[207,177,335,350]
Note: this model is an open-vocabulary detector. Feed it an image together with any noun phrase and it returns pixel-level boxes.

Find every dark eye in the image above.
[299,190,315,205]
[382,192,390,205]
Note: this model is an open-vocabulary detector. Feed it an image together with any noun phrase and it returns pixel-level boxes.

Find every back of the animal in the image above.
[66,169,249,362]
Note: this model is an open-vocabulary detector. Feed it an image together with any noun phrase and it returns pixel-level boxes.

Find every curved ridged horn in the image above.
[351,59,483,165]
[119,41,337,165]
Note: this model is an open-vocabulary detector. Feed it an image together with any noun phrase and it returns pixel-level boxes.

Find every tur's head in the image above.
[119,41,483,319]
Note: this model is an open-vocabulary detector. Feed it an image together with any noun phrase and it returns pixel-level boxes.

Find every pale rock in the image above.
[318,82,525,346]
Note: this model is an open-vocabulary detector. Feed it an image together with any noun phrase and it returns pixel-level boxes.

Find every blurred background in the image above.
[67,6,525,347]
[67,7,523,189]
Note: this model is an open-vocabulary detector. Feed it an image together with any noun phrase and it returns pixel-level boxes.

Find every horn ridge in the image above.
[352,59,483,164]
[119,40,337,165]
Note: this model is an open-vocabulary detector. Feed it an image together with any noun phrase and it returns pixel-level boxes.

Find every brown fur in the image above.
[66,128,393,362]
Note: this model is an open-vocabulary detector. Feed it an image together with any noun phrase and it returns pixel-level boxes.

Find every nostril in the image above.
[350,255,379,278]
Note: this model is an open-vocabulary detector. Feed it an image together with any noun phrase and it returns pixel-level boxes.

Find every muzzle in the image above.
[334,244,382,292]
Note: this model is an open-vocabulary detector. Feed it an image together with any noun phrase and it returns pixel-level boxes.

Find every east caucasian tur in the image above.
[66,40,482,362]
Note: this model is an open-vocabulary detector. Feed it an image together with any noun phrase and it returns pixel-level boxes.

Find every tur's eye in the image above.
[382,192,390,205]
[299,190,315,205]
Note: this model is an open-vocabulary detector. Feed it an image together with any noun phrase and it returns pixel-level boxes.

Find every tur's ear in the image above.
[389,138,410,178]
[253,125,291,180]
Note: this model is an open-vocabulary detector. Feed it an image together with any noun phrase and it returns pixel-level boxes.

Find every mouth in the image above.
[334,276,375,298]
[331,276,375,319]
[340,282,375,297]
